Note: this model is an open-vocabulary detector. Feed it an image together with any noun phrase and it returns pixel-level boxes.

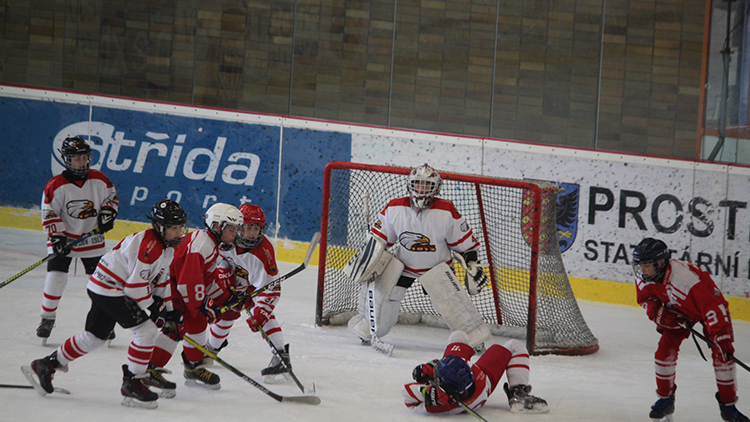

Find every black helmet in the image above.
[632,238,670,282]
[59,136,92,177]
[149,199,187,247]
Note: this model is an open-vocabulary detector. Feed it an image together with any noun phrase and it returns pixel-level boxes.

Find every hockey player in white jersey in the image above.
[22,199,187,409]
[347,163,492,353]
[202,204,291,381]
[37,136,119,343]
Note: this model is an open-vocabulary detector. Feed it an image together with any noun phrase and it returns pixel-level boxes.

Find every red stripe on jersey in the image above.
[97,263,126,285]
[447,231,474,247]
[430,198,462,219]
[89,278,120,291]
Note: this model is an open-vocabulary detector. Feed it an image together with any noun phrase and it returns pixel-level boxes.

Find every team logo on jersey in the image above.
[521,181,579,254]
[43,209,59,220]
[235,266,249,280]
[66,199,97,220]
[399,232,436,252]
[139,269,150,281]
[460,222,469,232]
[373,219,382,230]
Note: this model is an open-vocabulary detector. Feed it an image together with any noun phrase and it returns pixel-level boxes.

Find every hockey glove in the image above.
[712,332,735,361]
[412,359,439,383]
[97,207,117,233]
[200,300,222,324]
[147,296,165,322]
[159,310,183,338]
[422,385,453,409]
[652,306,686,330]
[461,250,489,296]
[50,234,70,256]
[247,307,271,332]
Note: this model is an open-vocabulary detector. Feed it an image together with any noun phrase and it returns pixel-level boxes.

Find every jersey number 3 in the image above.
[706,304,729,327]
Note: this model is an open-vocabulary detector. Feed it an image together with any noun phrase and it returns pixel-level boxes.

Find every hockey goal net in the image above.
[315,161,598,356]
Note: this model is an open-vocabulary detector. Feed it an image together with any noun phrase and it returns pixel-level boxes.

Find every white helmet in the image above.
[407,163,442,210]
[205,203,243,250]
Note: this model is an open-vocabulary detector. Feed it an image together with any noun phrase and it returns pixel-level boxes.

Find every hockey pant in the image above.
[41,256,99,319]
[655,327,738,403]
[151,311,209,367]
[348,254,405,340]
[419,262,491,348]
[56,292,159,375]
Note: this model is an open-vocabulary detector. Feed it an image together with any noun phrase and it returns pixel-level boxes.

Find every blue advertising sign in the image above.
[0,96,351,241]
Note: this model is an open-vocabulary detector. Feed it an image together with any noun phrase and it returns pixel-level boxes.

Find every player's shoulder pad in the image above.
[250,236,279,276]
[87,169,115,187]
[138,229,165,264]
[388,197,411,208]
[44,174,72,198]
[430,198,461,218]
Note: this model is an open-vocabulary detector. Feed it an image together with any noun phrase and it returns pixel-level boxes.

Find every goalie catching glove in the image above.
[457,250,489,296]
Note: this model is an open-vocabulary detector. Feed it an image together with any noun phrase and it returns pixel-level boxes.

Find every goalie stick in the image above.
[219,232,321,314]
[182,334,321,405]
[0,227,101,289]
[257,324,315,394]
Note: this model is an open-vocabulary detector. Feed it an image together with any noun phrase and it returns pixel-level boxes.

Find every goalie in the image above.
[346,163,492,352]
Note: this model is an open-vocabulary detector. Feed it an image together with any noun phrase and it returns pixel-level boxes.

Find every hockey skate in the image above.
[201,339,228,367]
[36,318,55,345]
[717,393,750,422]
[262,344,292,384]
[649,394,675,422]
[20,351,68,396]
[143,364,176,398]
[182,352,220,390]
[473,342,486,355]
[120,364,158,409]
[504,382,549,414]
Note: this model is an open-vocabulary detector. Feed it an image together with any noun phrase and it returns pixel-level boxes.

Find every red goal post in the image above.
[315,161,598,356]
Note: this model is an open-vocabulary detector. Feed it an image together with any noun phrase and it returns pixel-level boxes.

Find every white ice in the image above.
[1,226,749,422]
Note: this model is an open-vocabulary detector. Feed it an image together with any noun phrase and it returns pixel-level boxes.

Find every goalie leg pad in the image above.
[419,262,491,348]
[344,235,393,284]
[349,256,405,340]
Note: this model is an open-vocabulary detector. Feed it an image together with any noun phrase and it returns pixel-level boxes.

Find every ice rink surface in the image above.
[2,226,750,422]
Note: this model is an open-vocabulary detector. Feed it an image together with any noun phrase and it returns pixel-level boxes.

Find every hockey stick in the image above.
[219,232,321,314]
[682,324,750,373]
[256,324,314,394]
[182,334,321,405]
[1,382,71,395]
[0,227,101,289]
[428,381,488,422]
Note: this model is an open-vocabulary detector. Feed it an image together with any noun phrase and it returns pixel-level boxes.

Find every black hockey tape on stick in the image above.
[0,227,101,289]
[683,324,750,373]
[182,335,320,405]
[219,232,321,314]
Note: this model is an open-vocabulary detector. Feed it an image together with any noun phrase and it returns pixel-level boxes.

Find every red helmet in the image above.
[237,204,266,249]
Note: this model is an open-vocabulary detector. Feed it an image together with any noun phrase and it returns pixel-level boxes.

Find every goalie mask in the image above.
[59,136,92,178]
[236,204,266,249]
[407,163,442,210]
[632,238,670,283]
[435,355,475,401]
[149,199,187,248]
[205,203,243,251]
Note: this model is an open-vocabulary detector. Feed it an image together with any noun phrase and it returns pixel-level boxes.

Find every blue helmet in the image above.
[435,355,474,399]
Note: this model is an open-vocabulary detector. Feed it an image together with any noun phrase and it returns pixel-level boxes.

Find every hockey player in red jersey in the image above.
[22,199,187,409]
[347,163,491,353]
[403,330,548,415]
[148,202,243,393]
[633,238,749,422]
[38,136,119,343]
[202,204,291,381]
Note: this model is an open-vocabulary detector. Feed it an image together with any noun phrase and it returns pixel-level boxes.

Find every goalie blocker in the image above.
[347,240,490,348]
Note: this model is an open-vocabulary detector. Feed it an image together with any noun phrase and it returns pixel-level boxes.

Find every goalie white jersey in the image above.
[370,197,480,278]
